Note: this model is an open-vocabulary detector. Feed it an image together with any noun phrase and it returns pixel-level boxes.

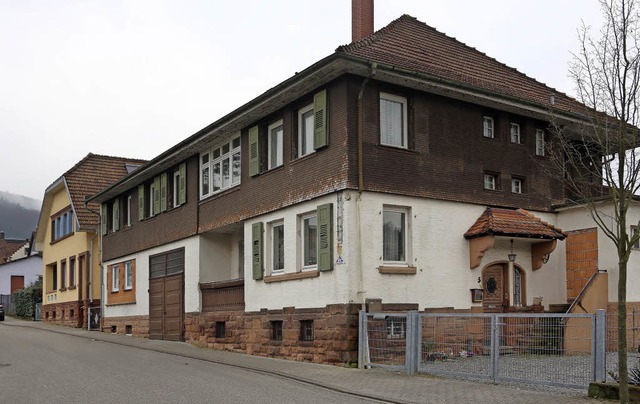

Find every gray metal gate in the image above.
[359,310,606,389]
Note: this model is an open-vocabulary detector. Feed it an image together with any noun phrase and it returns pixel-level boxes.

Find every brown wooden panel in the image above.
[163,273,183,341]
[10,276,24,294]
[148,277,164,340]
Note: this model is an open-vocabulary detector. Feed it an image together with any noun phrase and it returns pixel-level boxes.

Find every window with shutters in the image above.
[200,135,241,199]
[149,181,157,217]
[380,92,408,148]
[294,90,328,159]
[268,120,284,169]
[382,206,411,265]
[300,212,318,270]
[268,221,285,274]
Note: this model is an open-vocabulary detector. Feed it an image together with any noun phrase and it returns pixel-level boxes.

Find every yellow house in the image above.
[34,154,146,328]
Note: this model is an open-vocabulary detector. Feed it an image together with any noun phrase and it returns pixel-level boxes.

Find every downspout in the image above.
[357,62,376,310]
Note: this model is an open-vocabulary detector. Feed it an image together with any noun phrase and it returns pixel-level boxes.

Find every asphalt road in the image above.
[0,321,381,404]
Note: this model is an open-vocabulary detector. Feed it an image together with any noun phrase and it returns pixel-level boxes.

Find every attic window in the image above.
[51,209,74,242]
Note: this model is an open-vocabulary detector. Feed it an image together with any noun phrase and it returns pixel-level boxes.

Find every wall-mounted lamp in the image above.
[508,239,517,263]
[542,253,550,264]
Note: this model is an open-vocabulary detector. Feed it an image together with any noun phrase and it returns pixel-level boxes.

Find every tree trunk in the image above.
[618,259,629,403]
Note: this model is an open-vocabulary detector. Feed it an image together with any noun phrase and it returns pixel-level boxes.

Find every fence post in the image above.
[491,314,499,382]
[405,311,419,375]
[594,309,606,382]
[358,310,366,370]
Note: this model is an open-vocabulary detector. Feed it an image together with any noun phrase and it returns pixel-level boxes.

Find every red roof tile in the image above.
[464,207,566,240]
[337,15,587,117]
[62,154,147,229]
[0,239,28,263]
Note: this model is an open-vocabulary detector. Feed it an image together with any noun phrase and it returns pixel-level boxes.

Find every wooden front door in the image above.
[149,249,185,341]
[482,264,507,313]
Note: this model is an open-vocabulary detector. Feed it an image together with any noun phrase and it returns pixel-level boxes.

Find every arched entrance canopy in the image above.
[464,207,567,270]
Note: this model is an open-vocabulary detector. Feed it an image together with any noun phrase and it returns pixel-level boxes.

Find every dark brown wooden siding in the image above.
[101,156,199,261]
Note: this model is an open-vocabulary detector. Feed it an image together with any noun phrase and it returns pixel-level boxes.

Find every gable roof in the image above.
[337,14,587,119]
[464,207,566,240]
[89,14,596,203]
[0,238,28,263]
[34,153,147,249]
[63,153,147,228]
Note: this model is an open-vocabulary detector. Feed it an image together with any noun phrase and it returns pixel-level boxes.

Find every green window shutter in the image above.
[101,204,107,236]
[153,176,161,215]
[138,185,145,221]
[249,125,260,176]
[313,89,328,149]
[160,173,167,212]
[317,203,333,271]
[179,162,186,205]
[113,199,120,231]
[252,222,264,280]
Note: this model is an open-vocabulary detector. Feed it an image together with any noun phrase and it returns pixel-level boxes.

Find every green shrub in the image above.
[13,278,42,318]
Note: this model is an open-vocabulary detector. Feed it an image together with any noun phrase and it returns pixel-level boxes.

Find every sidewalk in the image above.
[2,317,597,404]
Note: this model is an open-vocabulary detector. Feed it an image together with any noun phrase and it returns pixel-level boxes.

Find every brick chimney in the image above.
[352,0,374,42]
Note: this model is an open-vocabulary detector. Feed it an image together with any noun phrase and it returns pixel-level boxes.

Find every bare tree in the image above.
[549,0,640,401]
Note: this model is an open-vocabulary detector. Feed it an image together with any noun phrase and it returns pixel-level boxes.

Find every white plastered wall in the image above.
[102,236,201,318]
[244,190,569,312]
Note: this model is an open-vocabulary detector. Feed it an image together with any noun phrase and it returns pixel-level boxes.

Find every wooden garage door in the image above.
[149,249,184,341]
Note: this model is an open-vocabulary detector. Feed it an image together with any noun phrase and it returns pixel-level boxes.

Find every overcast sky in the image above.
[0,0,603,201]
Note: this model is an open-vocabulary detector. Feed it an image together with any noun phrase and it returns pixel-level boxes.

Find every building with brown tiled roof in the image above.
[85,0,633,367]
[34,153,146,328]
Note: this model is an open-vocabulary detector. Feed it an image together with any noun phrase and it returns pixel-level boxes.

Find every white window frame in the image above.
[298,104,315,158]
[483,116,494,138]
[511,178,523,194]
[535,129,545,156]
[268,220,285,274]
[299,212,318,271]
[382,206,411,265]
[510,123,521,144]
[112,265,119,292]
[173,170,181,208]
[199,134,241,200]
[126,195,132,227]
[379,92,408,148]
[124,261,133,290]
[268,120,284,169]
[484,174,497,190]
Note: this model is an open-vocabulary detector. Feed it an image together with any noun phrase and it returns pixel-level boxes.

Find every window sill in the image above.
[106,301,137,307]
[290,150,318,166]
[378,266,417,275]
[50,232,74,245]
[111,289,120,293]
[68,285,76,290]
[58,287,67,292]
[377,144,417,155]
[199,185,241,205]
[264,271,320,283]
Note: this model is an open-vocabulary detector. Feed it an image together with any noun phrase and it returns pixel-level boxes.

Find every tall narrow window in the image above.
[200,153,210,198]
[483,116,494,138]
[112,265,119,292]
[268,120,284,169]
[301,214,317,268]
[60,259,67,289]
[124,261,133,290]
[535,129,545,156]
[125,195,132,227]
[510,123,521,144]
[383,208,407,263]
[380,92,407,148]
[271,222,284,272]
[514,268,524,306]
[298,104,315,157]
[149,182,156,217]
[69,257,76,287]
[173,170,181,208]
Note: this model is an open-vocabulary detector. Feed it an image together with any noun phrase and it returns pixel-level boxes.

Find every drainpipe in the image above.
[356,63,376,310]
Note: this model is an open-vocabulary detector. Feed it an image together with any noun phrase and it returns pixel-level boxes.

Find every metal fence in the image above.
[605,308,640,382]
[359,311,606,389]
[0,294,14,315]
